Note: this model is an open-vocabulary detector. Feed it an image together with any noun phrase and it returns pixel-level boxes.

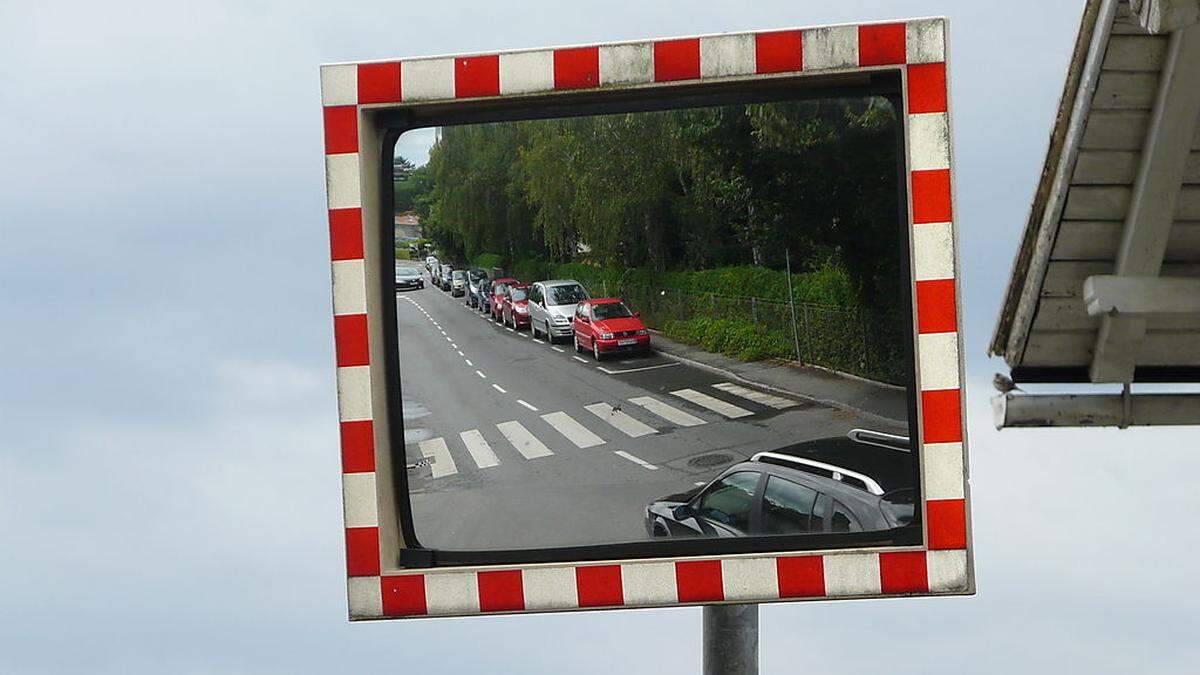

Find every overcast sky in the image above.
[2,1,1198,673]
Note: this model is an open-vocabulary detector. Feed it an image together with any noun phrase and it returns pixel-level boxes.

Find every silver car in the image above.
[529,279,590,342]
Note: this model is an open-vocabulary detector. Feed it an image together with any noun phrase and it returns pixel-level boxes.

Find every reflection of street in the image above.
[396,263,907,551]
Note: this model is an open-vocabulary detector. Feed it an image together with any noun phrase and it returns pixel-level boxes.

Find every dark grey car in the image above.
[395,267,424,291]
[645,432,914,539]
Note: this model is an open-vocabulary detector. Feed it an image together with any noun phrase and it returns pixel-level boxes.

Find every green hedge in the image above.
[548,259,856,307]
[543,262,902,384]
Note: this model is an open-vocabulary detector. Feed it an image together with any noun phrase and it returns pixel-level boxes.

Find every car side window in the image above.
[696,471,760,532]
[531,285,542,304]
[830,500,862,533]
[761,477,819,534]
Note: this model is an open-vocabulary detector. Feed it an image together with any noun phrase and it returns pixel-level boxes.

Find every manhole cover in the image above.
[689,453,733,468]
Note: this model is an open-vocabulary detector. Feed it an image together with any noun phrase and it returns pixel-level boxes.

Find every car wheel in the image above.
[593,341,603,361]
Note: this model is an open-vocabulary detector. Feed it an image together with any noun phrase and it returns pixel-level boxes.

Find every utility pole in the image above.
[785,249,802,363]
[703,604,759,674]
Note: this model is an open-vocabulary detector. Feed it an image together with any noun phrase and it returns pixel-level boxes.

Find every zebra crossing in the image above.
[409,382,803,479]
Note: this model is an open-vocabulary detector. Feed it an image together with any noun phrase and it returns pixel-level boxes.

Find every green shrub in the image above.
[471,252,503,271]
[510,258,552,284]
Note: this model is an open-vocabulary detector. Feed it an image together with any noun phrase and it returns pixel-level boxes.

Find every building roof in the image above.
[990,0,1200,384]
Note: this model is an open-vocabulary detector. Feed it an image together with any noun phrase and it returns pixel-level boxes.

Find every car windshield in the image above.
[548,283,587,306]
[453,271,465,280]
[397,269,419,278]
[592,302,632,320]
[510,288,528,301]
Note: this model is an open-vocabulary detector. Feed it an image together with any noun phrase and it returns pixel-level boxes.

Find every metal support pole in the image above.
[785,250,801,363]
[703,604,759,675]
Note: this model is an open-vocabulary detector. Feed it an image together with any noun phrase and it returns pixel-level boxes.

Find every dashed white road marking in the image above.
[551,346,565,353]
[457,350,464,357]
[496,421,554,459]
[572,356,589,364]
[451,343,458,349]
[465,359,474,367]
[532,338,545,344]
[492,384,507,394]
[517,399,538,411]
[476,370,487,379]
[460,430,499,469]
[694,481,707,487]
[670,389,754,419]
[628,396,707,427]
[541,411,605,448]
[505,327,515,333]
[712,382,796,409]
[445,336,453,342]
[585,402,657,437]
[418,437,458,478]
[614,450,658,470]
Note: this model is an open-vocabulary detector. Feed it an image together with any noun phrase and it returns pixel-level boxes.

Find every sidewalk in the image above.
[650,332,909,427]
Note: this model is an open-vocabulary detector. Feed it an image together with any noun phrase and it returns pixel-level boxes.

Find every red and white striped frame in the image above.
[322,18,972,620]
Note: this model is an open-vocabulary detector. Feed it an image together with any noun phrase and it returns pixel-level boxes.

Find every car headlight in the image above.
[636,329,649,335]
[599,332,614,340]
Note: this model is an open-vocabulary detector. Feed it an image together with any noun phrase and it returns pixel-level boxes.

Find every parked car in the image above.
[439,264,453,291]
[395,266,424,291]
[572,298,650,360]
[466,268,488,307]
[477,278,494,314]
[489,277,519,322]
[645,432,914,539]
[528,279,590,342]
[451,269,467,297]
[501,283,531,329]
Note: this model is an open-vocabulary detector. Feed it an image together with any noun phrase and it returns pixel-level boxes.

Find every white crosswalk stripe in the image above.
[670,388,754,419]
[460,430,499,469]
[418,437,458,478]
[628,396,707,427]
[541,411,605,448]
[585,402,657,437]
[712,382,796,409]
[496,421,554,459]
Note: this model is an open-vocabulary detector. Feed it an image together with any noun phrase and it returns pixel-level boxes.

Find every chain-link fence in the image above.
[588,281,906,385]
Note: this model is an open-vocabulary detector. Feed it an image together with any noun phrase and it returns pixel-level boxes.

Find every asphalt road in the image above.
[396,262,906,551]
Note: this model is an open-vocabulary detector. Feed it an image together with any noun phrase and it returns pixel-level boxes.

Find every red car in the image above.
[572,298,651,360]
[501,283,531,329]
[489,277,518,322]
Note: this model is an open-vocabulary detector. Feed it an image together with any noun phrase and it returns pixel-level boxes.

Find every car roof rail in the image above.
[749,452,885,495]
[847,429,911,453]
